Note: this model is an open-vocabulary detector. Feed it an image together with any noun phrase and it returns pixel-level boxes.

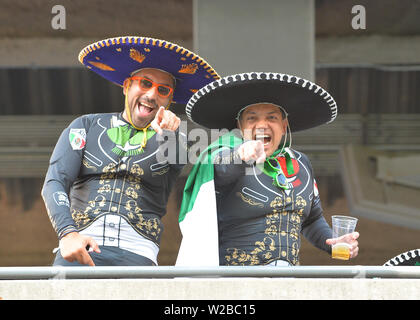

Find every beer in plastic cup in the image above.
[331,215,358,260]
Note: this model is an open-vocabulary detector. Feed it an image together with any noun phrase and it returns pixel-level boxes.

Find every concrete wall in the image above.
[194,0,315,80]
[1,278,420,299]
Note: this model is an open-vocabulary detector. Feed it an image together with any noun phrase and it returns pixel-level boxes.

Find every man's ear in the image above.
[283,118,289,132]
[123,79,130,95]
[236,119,242,133]
[237,119,247,138]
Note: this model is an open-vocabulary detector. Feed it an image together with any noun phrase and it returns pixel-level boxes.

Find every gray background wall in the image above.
[194,0,315,79]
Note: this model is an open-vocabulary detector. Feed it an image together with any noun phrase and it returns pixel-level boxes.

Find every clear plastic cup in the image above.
[331,215,358,260]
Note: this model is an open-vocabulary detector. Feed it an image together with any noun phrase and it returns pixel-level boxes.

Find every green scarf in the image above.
[106,124,156,156]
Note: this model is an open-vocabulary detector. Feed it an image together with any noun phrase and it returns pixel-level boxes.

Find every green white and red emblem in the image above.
[69,128,86,150]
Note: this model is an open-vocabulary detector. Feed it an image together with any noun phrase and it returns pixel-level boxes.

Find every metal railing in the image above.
[1,265,420,280]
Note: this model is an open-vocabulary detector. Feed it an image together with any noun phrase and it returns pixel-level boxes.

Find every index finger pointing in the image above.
[81,250,96,266]
[155,106,165,123]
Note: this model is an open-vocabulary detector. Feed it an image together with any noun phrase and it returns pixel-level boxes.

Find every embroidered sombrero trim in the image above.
[78,36,219,79]
[185,72,338,126]
[383,249,420,266]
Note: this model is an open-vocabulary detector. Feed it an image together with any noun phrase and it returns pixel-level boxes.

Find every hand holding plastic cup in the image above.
[331,215,358,260]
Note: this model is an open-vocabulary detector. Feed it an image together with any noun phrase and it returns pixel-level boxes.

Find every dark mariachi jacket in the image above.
[213,147,332,266]
[42,112,185,246]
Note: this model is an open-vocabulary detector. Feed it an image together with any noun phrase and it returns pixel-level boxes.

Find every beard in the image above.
[127,97,159,129]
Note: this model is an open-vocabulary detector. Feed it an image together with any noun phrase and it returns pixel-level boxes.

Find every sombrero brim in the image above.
[383,249,420,266]
[78,36,220,105]
[186,72,338,132]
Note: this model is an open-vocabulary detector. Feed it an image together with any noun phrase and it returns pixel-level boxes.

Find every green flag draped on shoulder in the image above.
[176,132,243,266]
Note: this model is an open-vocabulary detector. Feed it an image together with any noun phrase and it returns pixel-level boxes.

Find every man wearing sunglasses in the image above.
[123,69,179,135]
[41,37,219,266]
[177,72,359,267]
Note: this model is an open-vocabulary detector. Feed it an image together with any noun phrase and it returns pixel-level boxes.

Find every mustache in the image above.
[135,98,158,109]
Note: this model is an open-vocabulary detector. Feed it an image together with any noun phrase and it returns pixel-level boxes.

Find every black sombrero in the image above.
[78,36,220,105]
[185,72,338,131]
[383,249,420,266]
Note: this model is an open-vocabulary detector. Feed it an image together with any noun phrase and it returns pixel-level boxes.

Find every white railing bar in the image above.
[0,266,420,280]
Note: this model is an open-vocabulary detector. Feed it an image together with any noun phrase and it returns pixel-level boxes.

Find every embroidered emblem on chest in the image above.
[277,157,302,188]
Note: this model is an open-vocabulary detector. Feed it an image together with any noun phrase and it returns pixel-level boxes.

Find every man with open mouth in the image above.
[177,72,360,266]
[41,36,219,266]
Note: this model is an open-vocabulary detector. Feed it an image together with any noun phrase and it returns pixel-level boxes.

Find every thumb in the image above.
[87,238,101,253]
[151,107,165,134]
[255,150,266,164]
[325,238,335,245]
[326,232,359,245]
[151,118,163,135]
[255,141,266,164]
[351,231,360,240]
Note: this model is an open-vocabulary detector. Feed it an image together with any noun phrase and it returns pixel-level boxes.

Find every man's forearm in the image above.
[41,179,77,239]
